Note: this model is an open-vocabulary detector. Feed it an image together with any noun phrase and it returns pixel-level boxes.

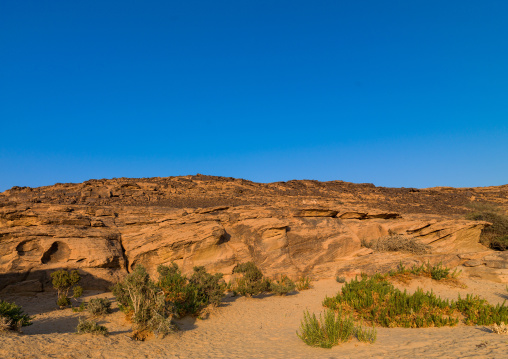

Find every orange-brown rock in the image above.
[1,175,507,292]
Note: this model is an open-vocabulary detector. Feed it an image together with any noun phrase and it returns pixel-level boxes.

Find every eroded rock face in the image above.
[1,176,507,292]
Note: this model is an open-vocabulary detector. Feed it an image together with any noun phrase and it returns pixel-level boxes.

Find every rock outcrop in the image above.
[1,175,507,292]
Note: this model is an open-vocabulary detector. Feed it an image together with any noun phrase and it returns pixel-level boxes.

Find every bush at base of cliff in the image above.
[50,269,83,308]
[232,262,270,296]
[270,275,296,296]
[112,265,175,337]
[466,203,508,250]
[157,264,226,317]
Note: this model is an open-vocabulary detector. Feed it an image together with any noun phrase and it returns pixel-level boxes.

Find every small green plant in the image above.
[354,323,377,343]
[76,318,108,336]
[232,262,270,297]
[72,302,87,313]
[336,276,346,283]
[50,269,83,308]
[270,275,296,296]
[0,300,33,332]
[297,309,375,348]
[429,262,450,280]
[87,298,112,316]
[466,203,508,251]
[295,276,312,290]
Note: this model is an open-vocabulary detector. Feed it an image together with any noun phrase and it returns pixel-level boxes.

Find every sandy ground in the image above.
[2,277,508,359]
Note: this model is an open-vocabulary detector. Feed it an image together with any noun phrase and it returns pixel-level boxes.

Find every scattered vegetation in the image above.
[231,262,271,296]
[87,298,112,316]
[295,276,312,291]
[466,203,508,251]
[321,275,508,330]
[0,300,32,332]
[50,269,83,308]
[270,275,296,296]
[76,318,108,336]
[361,234,430,254]
[297,309,376,348]
[386,261,461,283]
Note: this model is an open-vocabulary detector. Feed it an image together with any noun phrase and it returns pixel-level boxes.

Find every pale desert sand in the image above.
[2,277,508,359]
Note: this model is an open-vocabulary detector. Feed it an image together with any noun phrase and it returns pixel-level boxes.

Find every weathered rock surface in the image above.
[1,175,507,292]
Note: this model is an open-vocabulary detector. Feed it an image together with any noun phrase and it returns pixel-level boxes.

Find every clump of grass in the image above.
[270,275,296,296]
[362,234,430,254]
[87,298,112,316]
[297,309,376,348]
[296,276,312,291]
[336,276,346,283]
[466,202,508,251]
[76,318,108,336]
[0,300,32,332]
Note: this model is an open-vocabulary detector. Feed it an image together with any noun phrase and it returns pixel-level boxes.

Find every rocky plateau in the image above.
[1,175,507,293]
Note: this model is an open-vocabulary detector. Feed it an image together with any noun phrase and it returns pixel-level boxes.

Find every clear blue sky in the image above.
[1,1,507,191]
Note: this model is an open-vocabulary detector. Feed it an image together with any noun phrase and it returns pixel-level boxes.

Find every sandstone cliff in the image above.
[1,175,507,293]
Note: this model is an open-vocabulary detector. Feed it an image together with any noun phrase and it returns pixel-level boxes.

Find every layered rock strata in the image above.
[1,176,507,293]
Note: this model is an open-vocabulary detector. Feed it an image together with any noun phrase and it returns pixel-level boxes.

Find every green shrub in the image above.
[112,265,175,337]
[270,275,296,296]
[76,318,108,336]
[232,262,270,296]
[0,300,32,332]
[87,298,112,316]
[187,266,226,308]
[297,309,374,348]
[323,276,459,328]
[455,294,508,325]
[295,276,312,290]
[323,275,508,328]
[156,263,190,316]
[466,203,508,250]
[157,264,226,317]
[50,269,83,308]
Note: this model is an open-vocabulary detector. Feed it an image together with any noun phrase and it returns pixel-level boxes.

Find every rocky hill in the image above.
[1,175,507,293]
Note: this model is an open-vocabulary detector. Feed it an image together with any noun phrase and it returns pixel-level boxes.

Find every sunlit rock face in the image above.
[1,175,507,292]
